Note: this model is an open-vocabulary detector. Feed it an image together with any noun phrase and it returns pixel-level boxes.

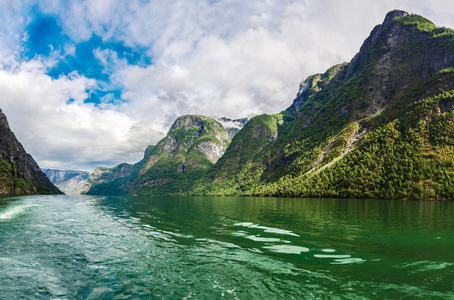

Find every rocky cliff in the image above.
[42,169,90,195]
[0,109,61,194]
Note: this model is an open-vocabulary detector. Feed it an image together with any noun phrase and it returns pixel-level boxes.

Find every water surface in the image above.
[0,195,453,299]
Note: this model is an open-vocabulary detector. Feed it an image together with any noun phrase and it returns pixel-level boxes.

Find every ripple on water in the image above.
[263,245,310,254]
[1,195,454,299]
[234,222,300,237]
[245,235,282,242]
[228,219,368,266]
[396,260,454,273]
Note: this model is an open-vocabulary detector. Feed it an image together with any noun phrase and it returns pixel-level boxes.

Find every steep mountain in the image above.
[84,115,244,195]
[193,113,286,195]
[194,10,454,200]
[42,169,90,195]
[0,109,61,194]
[85,10,454,200]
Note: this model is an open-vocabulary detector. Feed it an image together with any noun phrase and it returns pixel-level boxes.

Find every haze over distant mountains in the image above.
[42,169,90,195]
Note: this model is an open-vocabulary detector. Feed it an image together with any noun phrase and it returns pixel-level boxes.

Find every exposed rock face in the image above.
[196,113,284,195]
[78,163,132,195]
[196,141,226,163]
[286,63,348,115]
[0,109,61,194]
[341,10,454,120]
[42,169,90,195]
[287,10,454,126]
[218,117,249,138]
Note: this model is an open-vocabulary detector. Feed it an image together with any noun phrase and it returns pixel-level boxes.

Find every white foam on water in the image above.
[0,203,40,221]
[88,265,108,269]
[231,230,248,237]
[263,227,300,237]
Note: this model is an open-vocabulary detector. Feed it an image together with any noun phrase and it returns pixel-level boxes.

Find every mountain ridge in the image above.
[84,10,454,200]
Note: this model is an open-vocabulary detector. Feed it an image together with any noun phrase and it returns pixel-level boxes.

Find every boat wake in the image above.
[0,203,40,221]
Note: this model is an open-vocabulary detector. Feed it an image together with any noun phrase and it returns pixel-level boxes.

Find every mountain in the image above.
[86,10,454,200]
[83,115,245,195]
[197,10,454,200]
[42,169,90,195]
[0,109,61,194]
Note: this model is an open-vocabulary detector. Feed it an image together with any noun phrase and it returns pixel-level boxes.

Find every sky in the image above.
[0,0,453,171]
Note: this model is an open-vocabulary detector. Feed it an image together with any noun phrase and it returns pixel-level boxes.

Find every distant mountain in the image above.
[42,169,90,195]
[0,109,61,194]
[85,10,454,200]
[83,115,245,195]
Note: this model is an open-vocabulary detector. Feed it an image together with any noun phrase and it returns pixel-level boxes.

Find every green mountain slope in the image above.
[84,10,454,200]
[84,115,242,195]
[192,113,286,195]
[195,10,454,200]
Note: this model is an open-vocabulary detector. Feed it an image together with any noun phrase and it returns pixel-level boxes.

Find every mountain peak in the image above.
[361,10,409,50]
[383,10,408,27]
[170,115,209,132]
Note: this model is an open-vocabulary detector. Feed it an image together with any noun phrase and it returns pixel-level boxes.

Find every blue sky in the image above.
[0,0,453,171]
[24,12,151,105]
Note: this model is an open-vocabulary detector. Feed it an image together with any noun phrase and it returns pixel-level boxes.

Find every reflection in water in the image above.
[0,195,454,299]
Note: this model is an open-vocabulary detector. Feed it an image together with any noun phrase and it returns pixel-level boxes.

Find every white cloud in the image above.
[0,61,156,170]
[2,0,454,171]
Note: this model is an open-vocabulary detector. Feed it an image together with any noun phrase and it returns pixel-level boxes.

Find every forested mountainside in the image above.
[0,109,61,194]
[86,10,454,200]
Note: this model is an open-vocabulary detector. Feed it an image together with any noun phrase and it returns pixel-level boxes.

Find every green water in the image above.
[0,195,453,299]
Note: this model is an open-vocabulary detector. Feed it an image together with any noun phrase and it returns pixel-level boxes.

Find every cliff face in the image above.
[42,169,90,195]
[84,115,243,195]
[286,63,348,116]
[0,109,61,195]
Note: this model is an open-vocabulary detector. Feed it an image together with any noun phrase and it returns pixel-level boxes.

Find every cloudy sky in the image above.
[0,0,453,171]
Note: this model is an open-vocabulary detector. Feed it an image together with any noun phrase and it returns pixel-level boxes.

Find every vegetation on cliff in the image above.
[84,11,454,200]
[0,110,61,195]
[84,115,242,196]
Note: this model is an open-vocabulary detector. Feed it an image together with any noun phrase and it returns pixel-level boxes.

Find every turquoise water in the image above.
[0,195,453,299]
